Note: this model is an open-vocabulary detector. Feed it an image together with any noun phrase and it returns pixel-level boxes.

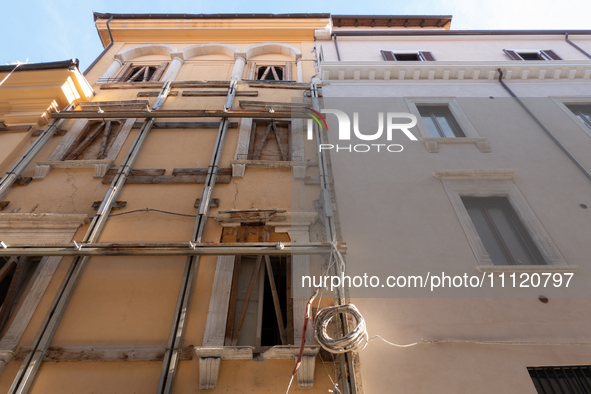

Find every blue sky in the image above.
[1,0,590,71]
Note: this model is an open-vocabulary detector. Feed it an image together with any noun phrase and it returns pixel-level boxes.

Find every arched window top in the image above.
[242,43,302,61]
[177,44,240,61]
[114,44,178,63]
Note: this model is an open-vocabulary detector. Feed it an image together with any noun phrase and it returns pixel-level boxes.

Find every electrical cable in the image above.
[314,304,368,354]
[0,60,27,88]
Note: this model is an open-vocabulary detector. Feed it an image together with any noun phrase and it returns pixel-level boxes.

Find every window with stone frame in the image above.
[380,50,436,61]
[503,49,562,61]
[0,256,42,335]
[461,197,545,266]
[221,225,293,352]
[566,104,591,130]
[245,61,294,81]
[417,105,466,138]
[247,120,291,161]
[113,62,169,83]
[59,120,125,161]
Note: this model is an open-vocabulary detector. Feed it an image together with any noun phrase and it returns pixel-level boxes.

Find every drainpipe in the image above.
[497,68,591,184]
[565,33,591,59]
[83,16,114,75]
[333,35,341,61]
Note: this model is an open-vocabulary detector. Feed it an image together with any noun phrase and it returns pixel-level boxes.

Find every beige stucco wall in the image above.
[321,77,591,392]
[0,18,330,394]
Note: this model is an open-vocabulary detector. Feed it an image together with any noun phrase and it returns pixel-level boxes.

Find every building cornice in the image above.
[320,60,591,82]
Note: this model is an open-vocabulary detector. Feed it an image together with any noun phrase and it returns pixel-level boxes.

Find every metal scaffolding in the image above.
[1,77,356,394]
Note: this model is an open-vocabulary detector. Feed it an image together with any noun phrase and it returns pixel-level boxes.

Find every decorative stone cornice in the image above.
[321,61,591,82]
[0,213,90,244]
[433,169,517,181]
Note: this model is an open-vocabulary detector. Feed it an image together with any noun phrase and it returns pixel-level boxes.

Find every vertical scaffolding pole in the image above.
[311,83,358,394]
[7,82,172,394]
[157,80,238,394]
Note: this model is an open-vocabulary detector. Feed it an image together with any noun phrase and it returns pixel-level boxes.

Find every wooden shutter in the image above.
[62,121,106,161]
[419,51,436,61]
[541,50,562,60]
[503,49,523,60]
[284,62,292,81]
[244,62,256,80]
[149,62,169,81]
[380,50,396,61]
[114,62,134,82]
[126,66,147,83]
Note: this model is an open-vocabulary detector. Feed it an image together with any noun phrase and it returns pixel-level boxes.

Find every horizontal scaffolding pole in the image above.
[51,109,307,120]
[0,242,345,256]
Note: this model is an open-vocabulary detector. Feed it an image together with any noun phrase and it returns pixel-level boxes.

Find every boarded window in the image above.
[245,62,293,81]
[247,120,291,161]
[0,256,42,334]
[221,226,293,351]
[114,62,169,83]
[60,120,124,161]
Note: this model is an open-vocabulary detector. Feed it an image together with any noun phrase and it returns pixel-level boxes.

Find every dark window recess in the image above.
[381,50,436,61]
[417,105,465,138]
[462,197,546,266]
[247,120,291,161]
[566,104,591,129]
[257,66,284,81]
[60,120,124,161]
[221,226,292,352]
[114,62,169,83]
[503,49,563,61]
[0,256,42,334]
[528,366,591,394]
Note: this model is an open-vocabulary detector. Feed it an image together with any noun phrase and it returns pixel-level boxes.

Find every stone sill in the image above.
[231,159,307,179]
[422,137,490,153]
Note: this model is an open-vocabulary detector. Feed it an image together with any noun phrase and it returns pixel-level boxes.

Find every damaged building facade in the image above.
[0,12,590,394]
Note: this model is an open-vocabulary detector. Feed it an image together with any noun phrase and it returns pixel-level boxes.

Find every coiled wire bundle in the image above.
[314,304,368,354]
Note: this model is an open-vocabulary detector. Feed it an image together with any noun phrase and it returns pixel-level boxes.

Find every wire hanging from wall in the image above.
[0,59,28,88]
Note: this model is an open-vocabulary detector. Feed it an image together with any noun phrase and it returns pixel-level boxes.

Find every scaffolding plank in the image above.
[105,169,166,176]
[136,91,179,97]
[132,121,238,129]
[182,91,258,97]
[172,168,232,176]
[101,174,231,184]
[51,110,305,119]
[15,345,193,362]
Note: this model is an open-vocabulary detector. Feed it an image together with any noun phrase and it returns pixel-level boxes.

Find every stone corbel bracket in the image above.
[255,345,320,388]
[195,345,319,390]
[195,346,253,390]
[34,159,115,180]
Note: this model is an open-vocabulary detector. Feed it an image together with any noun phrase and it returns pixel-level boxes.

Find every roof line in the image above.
[333,30,591,36]
[93,12,332,21]
[92,12,454,21]
[0,59,78,73]
[332,15,452,19]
